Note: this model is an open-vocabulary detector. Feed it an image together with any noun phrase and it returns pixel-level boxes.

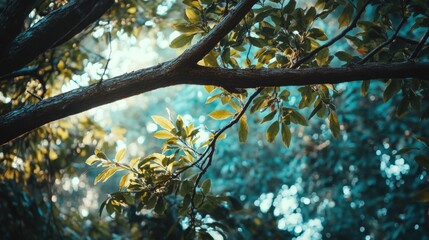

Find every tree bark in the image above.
[0,61,428,145]
[0,0,114,76]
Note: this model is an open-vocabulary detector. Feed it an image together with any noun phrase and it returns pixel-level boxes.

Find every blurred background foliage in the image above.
[1,0,428,239]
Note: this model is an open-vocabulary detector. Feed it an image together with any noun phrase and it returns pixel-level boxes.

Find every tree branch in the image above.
[410,30,429,60]
[0,0,38,54]
[0,61,428,146]
[0,0,114,76]
[292,0,369,68]
[359,17,407,64]
[170,0,258,68]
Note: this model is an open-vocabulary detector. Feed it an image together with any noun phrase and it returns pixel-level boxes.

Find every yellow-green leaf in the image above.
[204,85,216,93]
[85,155,100,165]
[153,130,175,139]
[338,4,354,29]
[328,112,340,138]
[94,168,110,185]
[281,122,291,147]
[238,114,248,143]
[209,110,234,120]
[115,148,126,162]
[129,157,140,169]
[119,173,132,190]
[169,34,194,48]
[151,115,175,131]
[185,8,200,23]
[266,121,279,143]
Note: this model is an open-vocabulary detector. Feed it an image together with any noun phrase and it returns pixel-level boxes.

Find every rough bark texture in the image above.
[1,61,428,145]
[0,0,114,76]
[0,0,428,146]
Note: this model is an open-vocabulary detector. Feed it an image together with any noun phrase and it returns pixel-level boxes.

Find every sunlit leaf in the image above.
[152,115,175,131]
[204,85,216,93]
[85,155,100,165]
[119,173,132,190]
[209,110,234,120]
[170,34,194,48]
[115,148,126,162]
[185,8,200,23]
[129,157,140,169]
[154,130,175,139]
[238,114,248,143]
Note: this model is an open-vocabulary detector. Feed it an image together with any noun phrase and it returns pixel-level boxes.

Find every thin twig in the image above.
[359,17,408,64]
[292,0,370,68]
[26,90,42,101]
[100,22,112,83]
[409,30,429,60]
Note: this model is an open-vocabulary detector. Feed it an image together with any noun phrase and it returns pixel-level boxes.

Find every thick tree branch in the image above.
[0,61,428,146]
[0,0,38,54]
[0,0,114,76]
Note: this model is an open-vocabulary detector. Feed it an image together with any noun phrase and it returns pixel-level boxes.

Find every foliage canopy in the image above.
[0,0,429,239]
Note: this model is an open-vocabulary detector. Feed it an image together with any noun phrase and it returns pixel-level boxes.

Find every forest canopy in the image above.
[0,0,428,239]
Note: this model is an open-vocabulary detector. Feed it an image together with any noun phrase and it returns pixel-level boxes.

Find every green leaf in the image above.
[281,122,291,147]
[283,0,296,14]
[328,112,340,138]
[170,34,194,48]
[361,81,370,96]
[201,179,211,195]
[154,197,166,214]
[152,115,175,131]
[416,136,429,148]
[266,121,279,143]
[309,28,328,40]
[335,51,352,62]
[338,3,354,28]
[238,114,248,143]
[290,110,308,126]
[115,148,126,162]
[261,110,277,123]
[209,110,234,120]
[413,188,429,202]
[383,79,402,102]
[145,194,158,209]
[395,147,420,155]
[85,155,100,165]
[308,101,323,120]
